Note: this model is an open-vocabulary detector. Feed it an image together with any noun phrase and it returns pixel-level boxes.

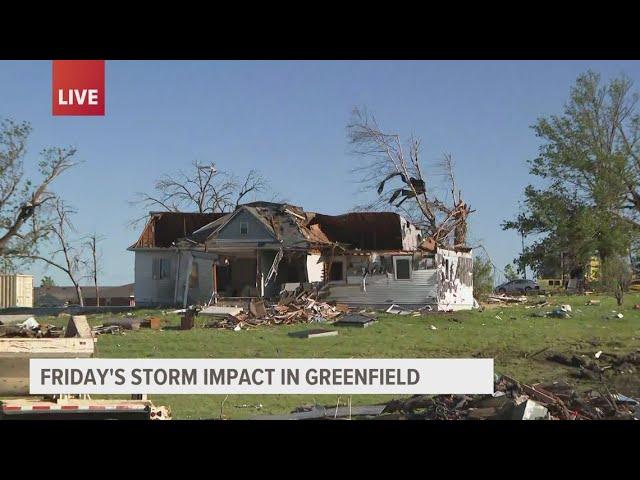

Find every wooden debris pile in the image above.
[0,318,63,338]
[206,287,350,330]
[378,375,639,420]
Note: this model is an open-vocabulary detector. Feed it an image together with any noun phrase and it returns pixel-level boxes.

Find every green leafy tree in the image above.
[40,275,56,287]
[473,255,493,299]
[504,71,637,281]
[600,255,632,306]
[503,264,519,281]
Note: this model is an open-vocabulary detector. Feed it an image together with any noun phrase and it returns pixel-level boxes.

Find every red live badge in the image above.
[52,60,105,116]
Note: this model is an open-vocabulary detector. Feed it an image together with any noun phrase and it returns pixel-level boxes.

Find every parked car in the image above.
[495,279,540,294]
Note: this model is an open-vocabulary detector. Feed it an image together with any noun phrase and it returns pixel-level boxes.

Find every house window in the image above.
[189,261,199,288]
[240,222,249,235]
[393,256,412,280]
[152,258,171,280]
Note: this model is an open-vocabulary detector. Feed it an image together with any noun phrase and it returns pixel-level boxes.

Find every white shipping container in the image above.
[0,274,34,308]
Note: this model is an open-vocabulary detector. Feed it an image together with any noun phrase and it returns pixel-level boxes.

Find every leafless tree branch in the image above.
[131,160,273,226]
[347,107,473,246]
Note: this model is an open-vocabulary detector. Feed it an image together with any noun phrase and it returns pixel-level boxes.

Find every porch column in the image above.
[182,253,193,308]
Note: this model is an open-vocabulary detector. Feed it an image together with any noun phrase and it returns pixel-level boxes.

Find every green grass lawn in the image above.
[41,293,640,419]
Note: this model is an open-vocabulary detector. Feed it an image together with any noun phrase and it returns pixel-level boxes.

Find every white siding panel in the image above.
[326,270,438,306]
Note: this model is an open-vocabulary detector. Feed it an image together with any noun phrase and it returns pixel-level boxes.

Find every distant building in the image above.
[34,284,135,307]
[0,274,33,308]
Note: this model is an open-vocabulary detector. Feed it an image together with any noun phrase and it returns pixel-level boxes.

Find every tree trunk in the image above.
[74,283,84,307]
[615,282,623,306]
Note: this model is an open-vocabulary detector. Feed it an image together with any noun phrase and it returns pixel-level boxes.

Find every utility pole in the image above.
[520,229,527,280]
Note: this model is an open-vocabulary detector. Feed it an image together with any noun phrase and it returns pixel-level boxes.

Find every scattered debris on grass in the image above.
[386,304,412,315]
[92,324,123,335]
[102,318,141,330]
[546,351,640,378]
[487,294,528,304]
[253,374,639,420]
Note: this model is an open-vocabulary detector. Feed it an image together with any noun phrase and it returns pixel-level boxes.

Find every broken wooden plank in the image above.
[65,316,93,338]
[141,317,162,330]
[288,329,338,339]
[249,300,267,318]
[200,306,243,316]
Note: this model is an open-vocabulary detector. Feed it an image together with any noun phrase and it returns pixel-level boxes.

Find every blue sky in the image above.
[2,60,640,286]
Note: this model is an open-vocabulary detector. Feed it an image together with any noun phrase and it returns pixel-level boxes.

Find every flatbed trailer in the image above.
[0,397,169,420]
[0,315,171,420]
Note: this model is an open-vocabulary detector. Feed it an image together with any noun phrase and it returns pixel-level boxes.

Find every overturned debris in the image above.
[288,328,338,339]
[333,313,376,328]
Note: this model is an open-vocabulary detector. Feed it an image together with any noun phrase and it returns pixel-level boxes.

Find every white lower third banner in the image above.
[30,358,494,395]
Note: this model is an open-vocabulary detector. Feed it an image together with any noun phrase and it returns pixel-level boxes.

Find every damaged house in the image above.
[128,202,474,311]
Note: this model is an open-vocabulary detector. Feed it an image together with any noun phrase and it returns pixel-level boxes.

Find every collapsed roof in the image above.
[190,202,333,249]
[129,212,227,249]
[130,203,422,252]
[309,212,410,251]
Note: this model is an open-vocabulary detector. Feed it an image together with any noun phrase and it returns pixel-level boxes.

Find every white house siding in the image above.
[325,270,439,308]
[174,252,215,306]
[134,250,216,306]
[324,248,474,311]
[436,248,474,311]
[134,250,178,306]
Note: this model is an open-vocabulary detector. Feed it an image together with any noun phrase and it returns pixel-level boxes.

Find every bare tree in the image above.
[82,233,104,306]
[18,200,86,306]
[347,107,473,246]
[0,119,78,264]
[131,160,270,223]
